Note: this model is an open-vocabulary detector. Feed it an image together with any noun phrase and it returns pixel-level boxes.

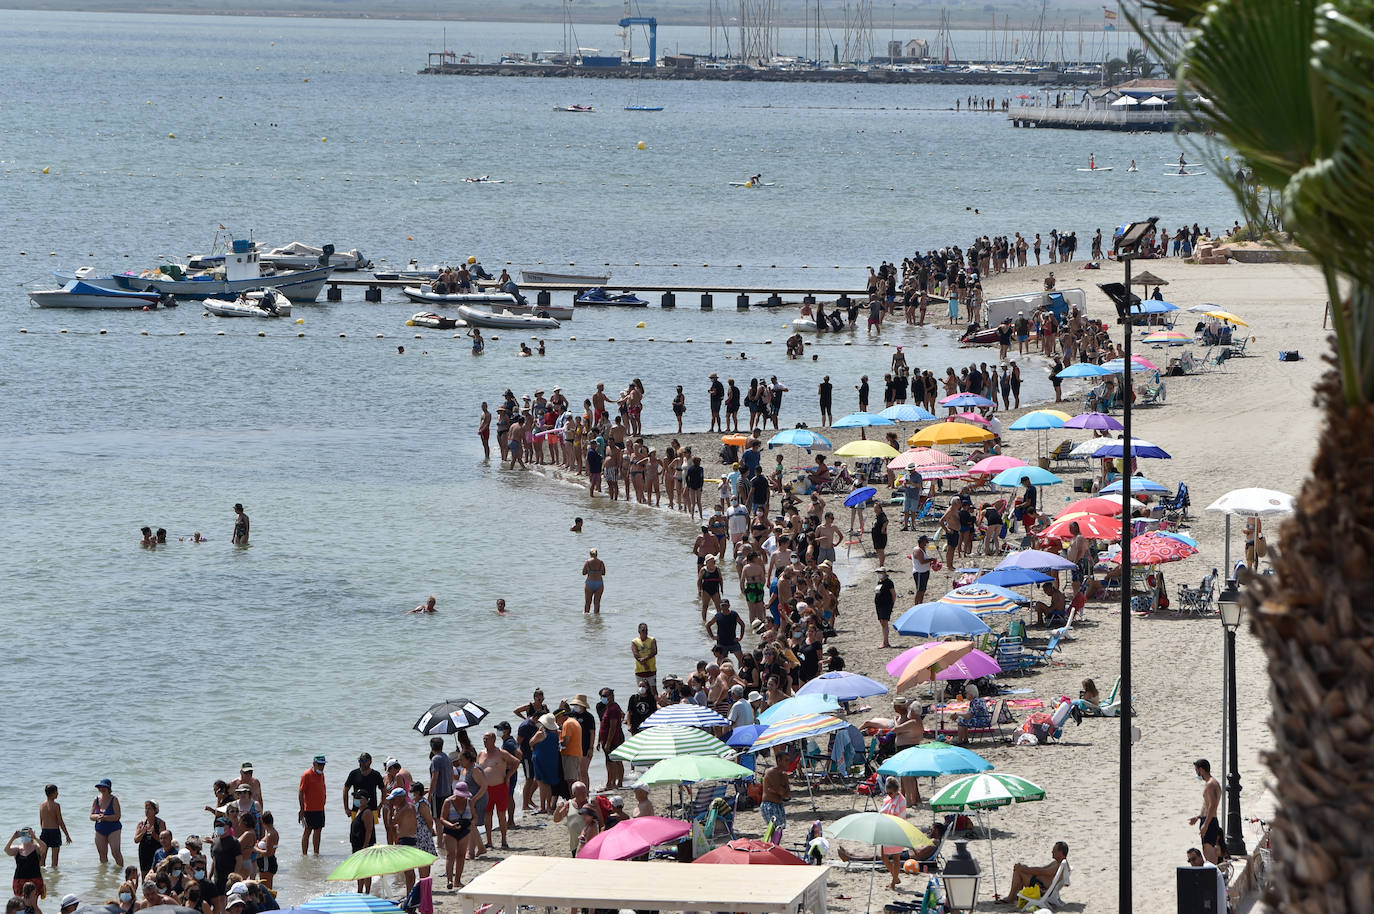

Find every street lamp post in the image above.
[1217,581,1248,857]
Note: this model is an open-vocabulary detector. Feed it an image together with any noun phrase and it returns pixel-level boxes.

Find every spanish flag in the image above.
[1103,6,1117,18]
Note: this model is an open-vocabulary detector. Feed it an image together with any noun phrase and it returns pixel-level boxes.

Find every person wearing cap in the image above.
[385,787,419,894]
[528,714,562,813]
[91,778,124,867]
[566,695,596,784]
[228,764,262,810]
[209,816,241,899]
[342,753,384,822]
[297,755,326,855]
[476,732,519,849]
[58,895,79,914]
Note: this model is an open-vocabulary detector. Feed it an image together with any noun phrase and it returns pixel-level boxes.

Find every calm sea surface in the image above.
[0,9,1238,903]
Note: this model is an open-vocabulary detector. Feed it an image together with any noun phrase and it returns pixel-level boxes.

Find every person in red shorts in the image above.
[6,827,47,898]
[476,732,520,850]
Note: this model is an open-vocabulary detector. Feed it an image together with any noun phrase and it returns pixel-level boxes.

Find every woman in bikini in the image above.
[646,448,661,506]
[439,786,473,889]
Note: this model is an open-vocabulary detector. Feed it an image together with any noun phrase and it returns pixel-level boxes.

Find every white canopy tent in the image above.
[457,855,830,914]
[1111,95,1140,106]
[1141,95,1169,106]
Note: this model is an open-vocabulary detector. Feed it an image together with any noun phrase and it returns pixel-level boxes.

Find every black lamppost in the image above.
[1098,216,1157,912]
[1217,581,1248,857]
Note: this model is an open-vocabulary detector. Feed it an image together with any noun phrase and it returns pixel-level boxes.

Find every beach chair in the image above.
[1050,604,1079,641]
[1028,631,1066,668]
[1177,568,1218,616]
[1098,676,1132,717]
[1047,439,1075,468]
[1019,859,1071,911]
[850,771,881,810]
[686,781,728,822]
[1229,335,1250,356]
[1139,378,1166,405]
[1161,482,1191,525]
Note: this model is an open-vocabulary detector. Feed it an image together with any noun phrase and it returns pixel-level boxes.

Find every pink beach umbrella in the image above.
[887,447,956,471]
[953,412,992,426]
[576,815,690,860]
[969,455,1027,475]
[886,642,1003,680]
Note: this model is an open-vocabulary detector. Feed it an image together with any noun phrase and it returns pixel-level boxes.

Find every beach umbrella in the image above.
[891,640,976,691]
[1143,330,1191,344]
[633,756,754,787]
[909,422,993,447]
[1205,488,1295,516]
[887,643,1003,682]
[969,455,1027,475]
[749,713,849,751]
[767,428,831,450]
[1101,476,1170,494]
[916,465,969,481]
[1064,411,1124,431]
[1111,532,1198,565]
[939,392,994,408]
[725,724,768,748]
[1101,355,1160,372]
[825,813,932,913]
[413,698,489,735]
[757,693,842,725]
[796,671,889,701]
[887,447,955,471]
[1056,362,1115,378]
[1040,512,1121,539]
[976,567,1051,588]
[878,743,993,779]
[991,465,1061,487]
[327,845,437,882]
[1158,530,1200,548]
[879,404,937,422]
[1110,94,1140,106]
[610,725,731,763]
[951,411,992,426]
[1127,300,1177,316]
[843,486,878,508]
[1091,439,1172,459]
[1057,494,1149,518]
[1203,310,1249,326]
[576,816,690,860]
[141,907,201,914]
[694,838,807,865]
[834,439,900,458]
[1131,270,1169,286]
[942,584,1027,612]
[641,702,731,729]
[304,896,402,914]
[833,411,896,429]
[997,549,1076,572]
[892,602,992,638]
[929,773,1046,896]
[1008,411,1066,431]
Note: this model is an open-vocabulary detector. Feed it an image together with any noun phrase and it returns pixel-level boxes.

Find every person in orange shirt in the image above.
[556,705,582,786]
[297,756,326,854]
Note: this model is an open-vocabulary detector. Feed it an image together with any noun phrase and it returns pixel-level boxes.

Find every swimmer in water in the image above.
[397,345,405,354]
[408,595,438,614]
[519,343,532,357]
[538,340,546,356]
[468,328,484,354]
[570,517,583,533]
[496,599,509,615]
[156,528,167,544]
[140,526,155,548]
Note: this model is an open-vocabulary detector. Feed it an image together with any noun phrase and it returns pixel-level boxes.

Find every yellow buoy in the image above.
[168,133,175,139]
[636,321,646,328]
[41,166,49,174]
[467,256,476,264]
[405,320,415,327]
[321,137,327,142]
[295,317,304,324]
[637,141,646,150]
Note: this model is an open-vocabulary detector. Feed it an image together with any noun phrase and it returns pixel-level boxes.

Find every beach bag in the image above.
[1016,885,1041,909]
[1257,536,1268,558]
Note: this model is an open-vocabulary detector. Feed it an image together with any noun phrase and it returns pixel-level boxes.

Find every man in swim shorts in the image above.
[476,732,519,850]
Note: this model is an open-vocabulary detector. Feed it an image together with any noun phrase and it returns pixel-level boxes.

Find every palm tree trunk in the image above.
[1245,361,1374,912]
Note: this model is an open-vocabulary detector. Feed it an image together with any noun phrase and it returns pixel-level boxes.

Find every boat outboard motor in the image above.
[317,244,335,267]
[261,290,281,315]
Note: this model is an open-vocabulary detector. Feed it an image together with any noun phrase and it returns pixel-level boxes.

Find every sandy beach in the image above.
[353,259,1328,913]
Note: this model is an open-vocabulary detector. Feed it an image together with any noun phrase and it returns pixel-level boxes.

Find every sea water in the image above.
[0,9,1238,903]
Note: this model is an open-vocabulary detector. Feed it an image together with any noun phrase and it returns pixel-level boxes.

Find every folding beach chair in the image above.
[1177,568,1218,616]
[1019,859,1072,911]
[1161,482,1191,525]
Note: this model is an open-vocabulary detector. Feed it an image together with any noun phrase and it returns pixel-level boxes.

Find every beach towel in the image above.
[417,876,433,914]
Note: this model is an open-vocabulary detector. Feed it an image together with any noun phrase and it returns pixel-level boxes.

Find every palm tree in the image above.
[1123,46,1149,78]
[1133,0,1374,908]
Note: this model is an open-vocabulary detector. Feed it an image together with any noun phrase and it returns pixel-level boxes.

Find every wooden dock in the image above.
[1007,107,1189,131]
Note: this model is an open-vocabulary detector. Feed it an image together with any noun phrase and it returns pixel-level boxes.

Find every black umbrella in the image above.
[413,698,489,734]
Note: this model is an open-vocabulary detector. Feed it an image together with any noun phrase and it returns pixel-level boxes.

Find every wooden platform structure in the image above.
[455,854,830,914]
[1008,107,1188,131]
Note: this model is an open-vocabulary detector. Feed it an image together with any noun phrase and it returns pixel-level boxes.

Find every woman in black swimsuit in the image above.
[871,503,889,566]
[698,557,724,620]
[439,788,473,889]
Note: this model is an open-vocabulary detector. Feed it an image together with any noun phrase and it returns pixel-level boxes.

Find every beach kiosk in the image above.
[457,855,830,914]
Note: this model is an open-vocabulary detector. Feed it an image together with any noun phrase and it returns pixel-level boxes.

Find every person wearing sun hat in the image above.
[566,695,596,784]
[528,714,562,814]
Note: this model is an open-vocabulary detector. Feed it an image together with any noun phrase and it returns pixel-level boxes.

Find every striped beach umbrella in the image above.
[633,756,754,787]
[887,447,955,471]
[749,713,848,752]
[1040,512,1121,540]
[929,772,1046,812]
[1110,532,1198,565]
[879,404,937,422]
[304,896,403,914]
[757,693,842,725]
[610,725,731,763]
[941,584,1027,612]
[327,846,437,881]
[641,702,731,729]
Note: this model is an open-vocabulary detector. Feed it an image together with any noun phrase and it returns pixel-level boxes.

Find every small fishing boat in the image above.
[624,105,664,112]
[408,311,465,330]
[402,287,519,307]
[373,260,444,281]
[520,269,611,285]
[81,239,333,301]
[462,176,505,184]
[959,325,1002,346]
[575,288,648,307]
[260,242,371,272]
[28,279,163,310]
[456,305,560,330]
[554,104,595,113]
[203,290,293,318]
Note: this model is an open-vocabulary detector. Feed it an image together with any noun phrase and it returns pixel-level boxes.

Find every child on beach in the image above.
[39,785,72,867]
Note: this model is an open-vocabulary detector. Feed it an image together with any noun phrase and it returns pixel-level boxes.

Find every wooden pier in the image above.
[1007,106,1189,131]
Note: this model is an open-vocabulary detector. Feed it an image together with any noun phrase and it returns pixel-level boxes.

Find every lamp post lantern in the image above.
[941,839,983,912]
[1217,581,1247,857]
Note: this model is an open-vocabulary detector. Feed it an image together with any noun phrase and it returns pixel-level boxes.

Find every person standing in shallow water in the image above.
[231,504,249,545]
[582,548,605,613]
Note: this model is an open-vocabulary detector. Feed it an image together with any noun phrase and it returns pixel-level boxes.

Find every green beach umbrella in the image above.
[825,813,932,913]
[633,755,754,787]
[928,772,1045,897]
[610,724,731,764]
[326,844,438,881]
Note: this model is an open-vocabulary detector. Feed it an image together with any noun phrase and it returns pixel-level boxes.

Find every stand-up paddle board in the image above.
[1077,167,1114,172]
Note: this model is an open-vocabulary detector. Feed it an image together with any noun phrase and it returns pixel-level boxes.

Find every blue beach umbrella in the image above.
[941,393,994,408]
[1008,412,1065,431]
[878,743,994,779]
[305,896,403,914]
[1158,530,1199,548]
[892,601,992,638]
[997,549,1076,572]
[796,671,889,701]
[725,724,768,748]
[768,428,832,450]
[844,487,877,508]
[1056,363,1115,379]
[1100,476,1170,494]
[1129,299,1179,314]
[1091,439,1172,459]
[975,567,1052,588]
[833,412,896,429]
[991,465,1061,487]
[880,404,937,422]
[757,693,842,725]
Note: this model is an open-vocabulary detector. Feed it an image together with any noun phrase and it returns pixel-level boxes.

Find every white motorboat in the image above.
[259,242,372,272]
[455,305,560,330]
[79,240,333,302]
[203,290,293,318]
[408,311,465,330]
[402,287,519,307]
[28,279,163,309]
[519,269,611,285]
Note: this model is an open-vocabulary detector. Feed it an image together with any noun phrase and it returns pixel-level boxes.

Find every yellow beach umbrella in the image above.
[1203,310,1249,326]
[834,439,901,458]
[893,640,976,692]
[1031,409,1073,421]
[909,422,995,447]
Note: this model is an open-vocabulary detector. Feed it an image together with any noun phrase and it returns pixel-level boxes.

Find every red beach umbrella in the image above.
[694,838,807,865]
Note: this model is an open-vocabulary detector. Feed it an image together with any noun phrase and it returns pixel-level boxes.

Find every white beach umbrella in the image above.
[1111,95,1140,107]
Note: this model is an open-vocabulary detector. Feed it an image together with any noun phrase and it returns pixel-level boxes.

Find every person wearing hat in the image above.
[707,372,724,432]
[342,753,384,823]
[528,713,562,813]
[381,758,413,844]
[874,567,896,648]
[91,778,123,867]
[297,755,326,855]
[229,764,262,809]
[565,696,595,784]
[58,896,80,914]
[438,784,473,889]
